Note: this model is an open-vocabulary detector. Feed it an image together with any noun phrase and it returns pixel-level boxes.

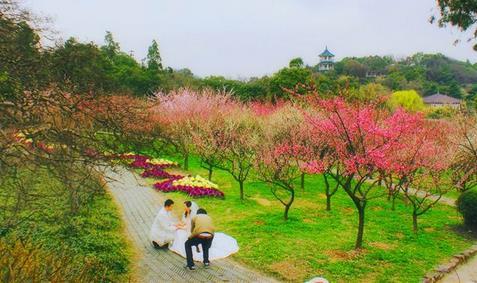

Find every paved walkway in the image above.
[440,255,477,283]
[105,167,277,283]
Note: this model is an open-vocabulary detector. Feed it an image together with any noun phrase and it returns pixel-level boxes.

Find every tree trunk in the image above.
[355,207,365,250]
[207,164,213,181]
[326,195,332,211]
[412,212,418,233]
[391,193,397,211]
[239,180,244,200]
[323,174,332,211]
[283,188,295,220]
[284,204,290,220]
[300,173,305,191]
[183,154,189,170]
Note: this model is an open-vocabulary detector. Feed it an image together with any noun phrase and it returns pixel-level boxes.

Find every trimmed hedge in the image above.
[457,189,477,229]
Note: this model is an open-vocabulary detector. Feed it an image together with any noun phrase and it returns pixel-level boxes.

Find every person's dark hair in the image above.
[197,208,207,215]
[164,199,174,207]
[184,201,192,217]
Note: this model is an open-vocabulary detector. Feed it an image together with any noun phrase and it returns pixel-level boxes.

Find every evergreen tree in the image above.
[147,39,163,71]
[102,31,120,58]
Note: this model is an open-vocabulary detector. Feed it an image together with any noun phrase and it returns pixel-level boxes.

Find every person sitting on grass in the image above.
[150,199,183,249]
[185,208,215,271]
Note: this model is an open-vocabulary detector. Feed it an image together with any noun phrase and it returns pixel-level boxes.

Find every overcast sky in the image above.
[26,0,476,78]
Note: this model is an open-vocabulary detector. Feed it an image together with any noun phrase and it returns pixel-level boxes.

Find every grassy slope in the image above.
[6,170,132,282]
[144,154,475,283]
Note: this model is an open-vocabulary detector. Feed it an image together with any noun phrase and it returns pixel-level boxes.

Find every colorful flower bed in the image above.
[154,177,224,198]
[141,166,181,179]
[121,153,224,199]
[172,175,219,190]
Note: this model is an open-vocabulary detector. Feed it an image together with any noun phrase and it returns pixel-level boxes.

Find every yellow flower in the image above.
[172,175,219,189]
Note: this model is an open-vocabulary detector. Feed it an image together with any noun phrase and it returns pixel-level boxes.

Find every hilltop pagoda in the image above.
[318,47,335,71]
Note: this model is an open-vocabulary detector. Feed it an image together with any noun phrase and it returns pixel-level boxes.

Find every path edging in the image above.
[422,243,477,283]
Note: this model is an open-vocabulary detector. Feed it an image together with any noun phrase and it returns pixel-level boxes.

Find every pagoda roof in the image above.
[319,47,335,57]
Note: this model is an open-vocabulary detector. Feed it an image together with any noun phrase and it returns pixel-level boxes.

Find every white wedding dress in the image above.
[169,202,239,261]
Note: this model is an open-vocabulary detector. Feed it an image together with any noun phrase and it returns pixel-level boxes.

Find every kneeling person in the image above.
[150,199,179,249]
[185,208,215,270]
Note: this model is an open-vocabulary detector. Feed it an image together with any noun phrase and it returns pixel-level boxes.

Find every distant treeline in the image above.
[2,11,476,102]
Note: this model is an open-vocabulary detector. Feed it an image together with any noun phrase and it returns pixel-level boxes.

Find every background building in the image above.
[423,93,462,108]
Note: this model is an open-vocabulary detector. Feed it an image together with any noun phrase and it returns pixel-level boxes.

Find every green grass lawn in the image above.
[445,189,462,200]
[142,154,475,282]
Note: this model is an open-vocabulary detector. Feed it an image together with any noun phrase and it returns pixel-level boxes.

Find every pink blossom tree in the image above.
[190,93,238,180]
[151,88,232,170]
[256,106,309,219]
[256,143,307,220]
[210,108,262,200]
[381,118,454,232]
[191,118,223,180]
[299,117,340,211]
[305,99,422,249]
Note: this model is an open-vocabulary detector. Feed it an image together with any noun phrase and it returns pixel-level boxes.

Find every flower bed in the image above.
[153,176,224,198]
[122,154,178,169]
[148,158,178,167]
[141,166,181,179]
[172,175,219,190]
[121,153,224,198]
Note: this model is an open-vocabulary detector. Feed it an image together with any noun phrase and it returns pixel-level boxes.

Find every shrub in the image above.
[457,189,477,228]
[387,90,426,112]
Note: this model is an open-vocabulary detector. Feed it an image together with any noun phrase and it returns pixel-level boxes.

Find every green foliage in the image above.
[348,82,390,102]
[289,57,304,68]
[146,39,163,71]
[457,189,477,228]
[335,58,368,78]
[426,106,458,119]
[50,38,115,93]
[0,15,47,98]
[388,90,426,112]
[101,31,120,59]
[201,76,270,101]
[435,0,477,50]
[269,67,312,99]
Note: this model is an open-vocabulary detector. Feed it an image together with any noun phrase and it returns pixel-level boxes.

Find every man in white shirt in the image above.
[150,199,181,249]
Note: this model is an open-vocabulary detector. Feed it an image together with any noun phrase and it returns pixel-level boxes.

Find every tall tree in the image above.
[102,31,120,58]
[289,57,304,68]
[147,39,163,71]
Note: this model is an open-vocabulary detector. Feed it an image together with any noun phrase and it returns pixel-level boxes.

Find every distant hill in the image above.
[324,53,477,98]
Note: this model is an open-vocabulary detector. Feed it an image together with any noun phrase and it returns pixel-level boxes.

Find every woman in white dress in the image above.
[169,201,239,261]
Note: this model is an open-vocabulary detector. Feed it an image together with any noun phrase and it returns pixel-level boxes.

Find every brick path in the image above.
[440,254,477,283]
[105,167,277,283]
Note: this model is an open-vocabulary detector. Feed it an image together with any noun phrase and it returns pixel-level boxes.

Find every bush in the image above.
[457,189,477,228]
[0,237,109,283]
